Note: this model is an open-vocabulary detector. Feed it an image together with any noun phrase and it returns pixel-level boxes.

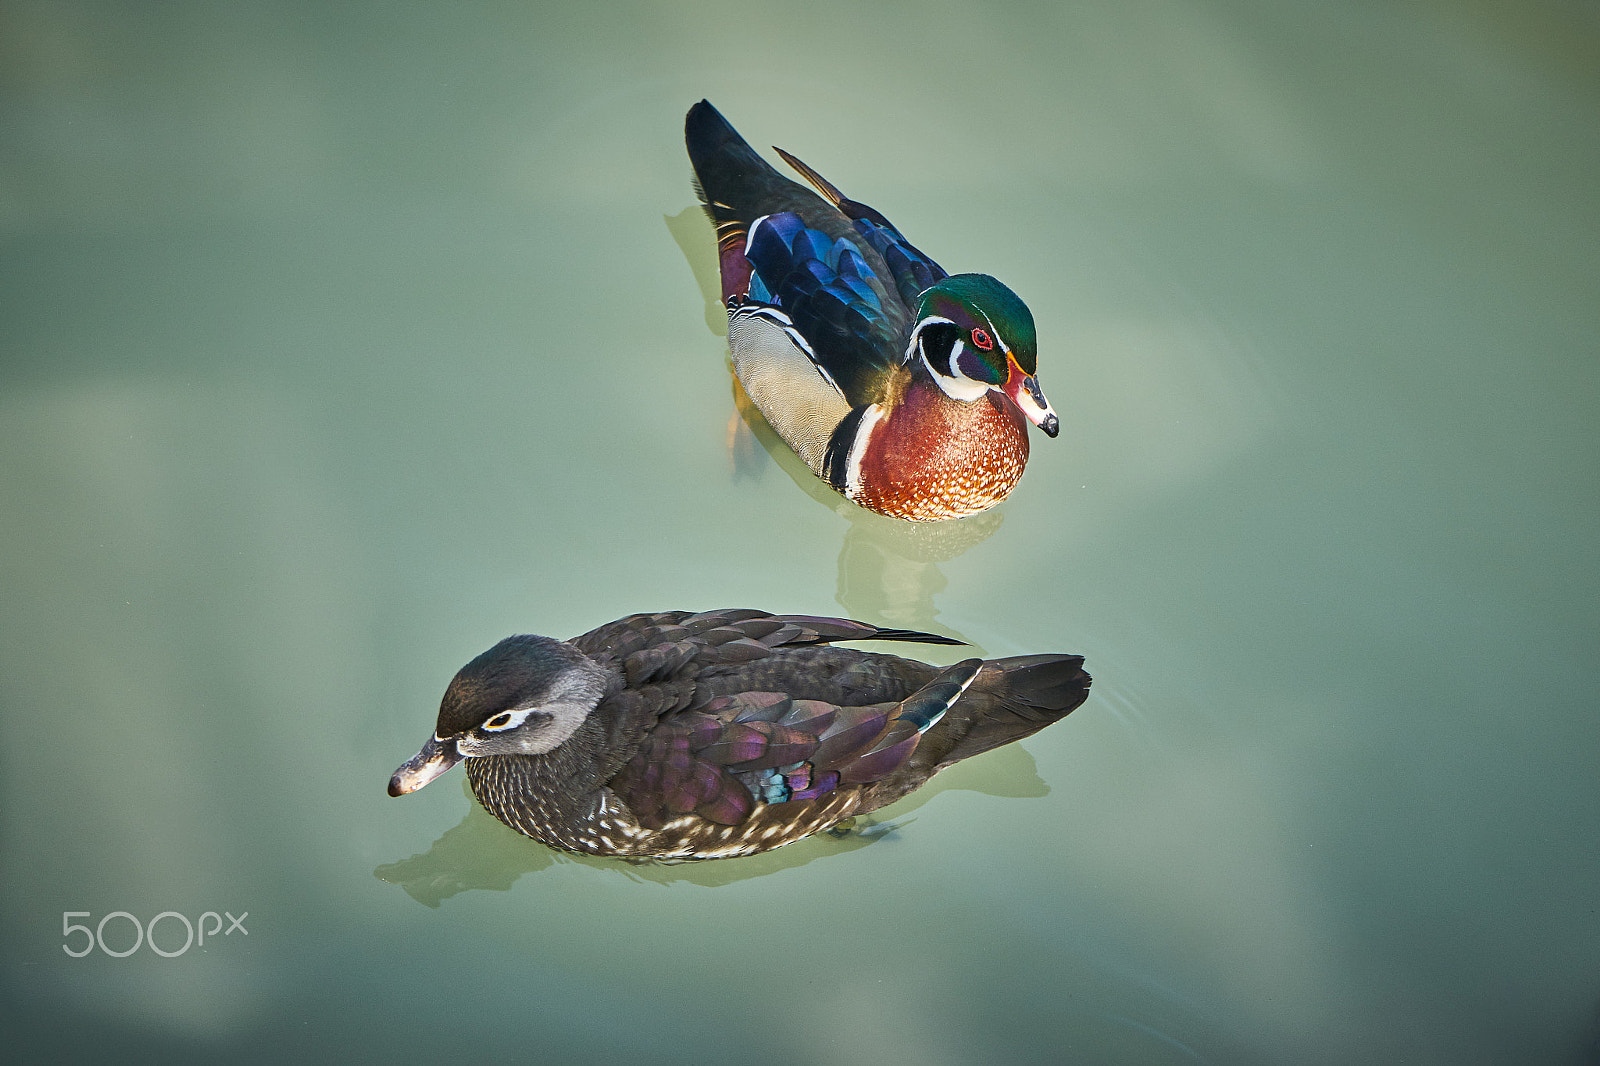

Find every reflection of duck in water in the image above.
[389,609,1089,862]
[684,101,1060,522]
[718,367,1006,638]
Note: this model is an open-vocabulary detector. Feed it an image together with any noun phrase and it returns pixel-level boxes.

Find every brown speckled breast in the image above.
[473,757,865,862]
[851,383,1031,521]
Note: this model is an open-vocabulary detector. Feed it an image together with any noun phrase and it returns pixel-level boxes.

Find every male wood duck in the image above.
[685,100,1060,522]
[389,609,1090,862]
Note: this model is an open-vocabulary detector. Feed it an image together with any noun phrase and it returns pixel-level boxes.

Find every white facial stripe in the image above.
[903,315,956,365]
[972,306,1011,359]
[924,334,988,403]
[462,701,576,754]
[486,707,542,732]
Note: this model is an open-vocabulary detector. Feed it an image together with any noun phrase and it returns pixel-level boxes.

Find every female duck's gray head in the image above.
[908,273,1058,436]
[387,635,607,796]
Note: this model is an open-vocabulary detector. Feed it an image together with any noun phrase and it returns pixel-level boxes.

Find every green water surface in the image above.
[3,2,1598,1063]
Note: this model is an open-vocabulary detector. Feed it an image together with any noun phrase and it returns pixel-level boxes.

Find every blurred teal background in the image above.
[3,1,1598,1063]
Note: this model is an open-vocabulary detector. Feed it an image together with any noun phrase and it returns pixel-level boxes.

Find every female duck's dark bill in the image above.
[388,736,462,796]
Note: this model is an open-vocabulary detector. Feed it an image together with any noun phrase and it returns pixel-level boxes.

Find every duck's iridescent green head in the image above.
[910,274,1058,436]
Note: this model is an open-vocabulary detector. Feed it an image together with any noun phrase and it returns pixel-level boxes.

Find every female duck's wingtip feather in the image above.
[767,615,968,647]
[867,628,968,646]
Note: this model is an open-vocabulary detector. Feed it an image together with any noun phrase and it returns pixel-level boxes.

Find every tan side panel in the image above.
[728,314,852,475]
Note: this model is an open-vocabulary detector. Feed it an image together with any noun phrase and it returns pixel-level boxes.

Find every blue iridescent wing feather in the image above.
[742,212,900,398]
[849,215,947,311]
[687,100,946,405]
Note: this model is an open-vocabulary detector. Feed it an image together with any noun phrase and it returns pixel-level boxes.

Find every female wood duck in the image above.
[685,100,1060,522]
[389,608,1090,862]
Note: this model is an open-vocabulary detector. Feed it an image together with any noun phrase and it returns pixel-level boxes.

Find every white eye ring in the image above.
[482,708,543,733]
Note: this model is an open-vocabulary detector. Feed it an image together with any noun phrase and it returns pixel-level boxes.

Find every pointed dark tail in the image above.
[938,654,1091,766]
[685,100,813,229]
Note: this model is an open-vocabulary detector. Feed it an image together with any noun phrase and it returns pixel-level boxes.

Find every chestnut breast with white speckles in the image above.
[851,380,1031,521]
